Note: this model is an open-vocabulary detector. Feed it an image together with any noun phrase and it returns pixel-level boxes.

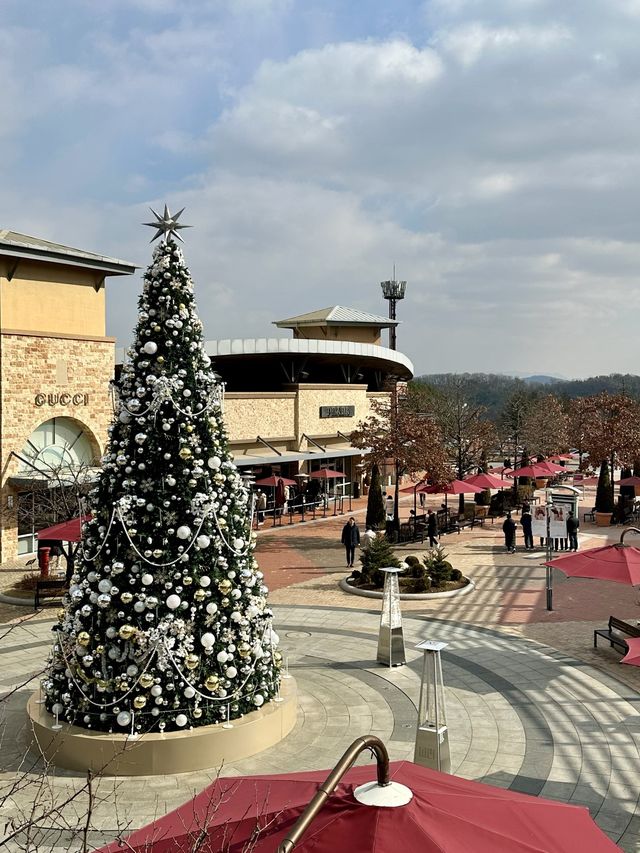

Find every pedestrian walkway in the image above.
[2,606,638,850]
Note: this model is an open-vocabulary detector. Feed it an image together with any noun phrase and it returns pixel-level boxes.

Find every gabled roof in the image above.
[0,229,137,276]
[274,305,398,328]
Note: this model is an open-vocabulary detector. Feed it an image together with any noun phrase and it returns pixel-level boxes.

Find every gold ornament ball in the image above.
[119,625,136,640]
[179,303,186,310]
[96,679,109,691]
[204,674,219,691]
[186,424,194,433]
[120,592,134,604]
[133,695,147,709]
[153,324,161,333]
[119,681,129,692]
[183,576,193,586]
[185,653,200,670]
[157,356,165,365]
[96,644,105,654]
[138,673,154,688]
[77,631,91,647]
[218,579,232,595]
[238,642,251,658]
[194,589,206,602]
[57,609,66,621]
[179,447,192,460]
[153,549,163,558]
[193,707,202,719]
[274,651,283,662]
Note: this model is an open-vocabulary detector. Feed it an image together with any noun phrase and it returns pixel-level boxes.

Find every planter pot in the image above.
[474,505,489,518]
[535,478,548,489]
[595,511,613,527]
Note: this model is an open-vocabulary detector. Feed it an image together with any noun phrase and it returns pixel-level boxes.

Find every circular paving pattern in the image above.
[1,605,639,851]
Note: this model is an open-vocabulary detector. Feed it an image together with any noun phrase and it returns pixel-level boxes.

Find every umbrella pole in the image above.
[278,735,390,853]
[545,488,553,611]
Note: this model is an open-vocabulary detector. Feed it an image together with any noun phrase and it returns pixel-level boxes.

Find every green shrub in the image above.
[595,459,614,514]
[357,533,401,587]
[450,568,463,582]
[403,555,424,578]
[365,463,386,530]
[424,546,454,587]
[474,488,491,506]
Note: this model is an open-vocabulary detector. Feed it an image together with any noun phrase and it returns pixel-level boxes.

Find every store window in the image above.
[16,418,98,555]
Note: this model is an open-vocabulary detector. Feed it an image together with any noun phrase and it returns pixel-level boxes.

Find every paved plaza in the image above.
[2,498,640,851]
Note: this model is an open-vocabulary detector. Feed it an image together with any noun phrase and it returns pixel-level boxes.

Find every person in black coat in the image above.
[502,512,516,553]
[520,509,533,550]
[566,511,580,552]
[341,516,361,568]
[427,509,439,547]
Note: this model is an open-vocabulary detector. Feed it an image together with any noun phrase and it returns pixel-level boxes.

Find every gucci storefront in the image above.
[0,230,135,561]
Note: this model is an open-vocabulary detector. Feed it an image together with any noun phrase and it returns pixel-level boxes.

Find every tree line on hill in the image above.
[412,373,640,421]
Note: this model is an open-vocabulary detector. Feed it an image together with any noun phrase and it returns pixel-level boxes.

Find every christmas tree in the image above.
[44,208,281,734]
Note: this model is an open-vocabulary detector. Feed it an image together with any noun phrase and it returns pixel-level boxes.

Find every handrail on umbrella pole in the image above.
[620,527,640,545]
[277,735,390,853]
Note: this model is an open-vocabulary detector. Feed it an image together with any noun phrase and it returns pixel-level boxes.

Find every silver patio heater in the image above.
[413,640,451,772]
[376,566,406,667]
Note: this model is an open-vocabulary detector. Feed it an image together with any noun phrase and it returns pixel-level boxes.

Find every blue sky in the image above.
[3,0,640,377]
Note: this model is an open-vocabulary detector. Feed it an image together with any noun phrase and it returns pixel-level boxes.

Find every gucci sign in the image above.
[35,393,89,407]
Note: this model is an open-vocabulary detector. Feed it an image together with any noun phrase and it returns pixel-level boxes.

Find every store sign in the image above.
[319,405,355,418]
[35,393,89,407]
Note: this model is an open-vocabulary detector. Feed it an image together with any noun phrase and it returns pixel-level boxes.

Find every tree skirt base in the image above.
[28,677,297,776]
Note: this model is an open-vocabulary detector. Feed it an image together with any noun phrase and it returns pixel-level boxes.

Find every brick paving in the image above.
[3,488,640,850]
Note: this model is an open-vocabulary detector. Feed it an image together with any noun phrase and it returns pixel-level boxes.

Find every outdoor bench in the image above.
[35,579,68,610]
[594,616,640,653]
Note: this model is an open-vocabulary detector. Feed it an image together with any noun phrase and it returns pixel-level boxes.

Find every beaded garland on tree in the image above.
[44,231,281,734]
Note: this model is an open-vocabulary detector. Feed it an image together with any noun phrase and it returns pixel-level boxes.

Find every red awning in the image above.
[37,515,90,543]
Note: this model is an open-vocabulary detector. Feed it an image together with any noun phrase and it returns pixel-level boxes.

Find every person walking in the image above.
[256,490,267,524]
[566,511,580,552]
[384,492,394,520]
[341,516,361,568]
[362,526,377,550]
[503,512,516,553]
[427,509,439,547]
[521,508,534,550]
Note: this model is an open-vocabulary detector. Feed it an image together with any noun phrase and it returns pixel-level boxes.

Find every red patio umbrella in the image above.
[463,473,509,490]
[422,479,482,511]
[535,460,568,475]
[37,515,91,543]
[545,529,640,586]
[618,476,640,487]
[95,759,619,853]
[621,637,640,666]
[506,462,564,479]
[547,454,575,462]
[254,475,297,487]
[308,469,346,479]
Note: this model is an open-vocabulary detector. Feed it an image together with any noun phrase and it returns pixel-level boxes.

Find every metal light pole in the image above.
[545,488,553,611]
[380,276,406,351]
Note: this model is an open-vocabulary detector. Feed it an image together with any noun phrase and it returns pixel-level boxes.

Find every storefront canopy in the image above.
[37,515,90,543]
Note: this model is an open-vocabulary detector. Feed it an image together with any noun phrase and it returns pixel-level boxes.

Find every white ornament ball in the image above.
[253,694,264,707]
[134,601,145,613]
[207,456,221,470]
[199,575,211,588]
[216,651,228,663]
[166,476,176,487]
[126,664,138,677]
[97,593,111,608]
[225,666,237,678]
[206,602,218,615]
[51,702,64,715]
[196,535,210,549]
[176,525,191,540]
[117,711,131,727]
[184,686,196,699]
[175,714,188,727]
[166,594,181,610]
[141,574,154,586]
[201,632,215,649]
[98,579,112,593]
[143,341,158,355]
[150,685,162,697]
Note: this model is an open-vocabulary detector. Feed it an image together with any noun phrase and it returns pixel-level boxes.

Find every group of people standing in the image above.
[502,505,580,554]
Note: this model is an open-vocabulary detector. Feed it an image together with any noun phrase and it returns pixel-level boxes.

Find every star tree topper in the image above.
[143,204,192,242]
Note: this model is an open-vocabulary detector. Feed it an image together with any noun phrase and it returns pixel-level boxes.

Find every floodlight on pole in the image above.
[381,274,406,351]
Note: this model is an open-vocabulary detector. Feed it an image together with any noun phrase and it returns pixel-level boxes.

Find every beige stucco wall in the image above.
[224,393,297,444]
[0,261,106,337]
[295,384,369,441]
[292,325,383,345]
[0,332,114,560]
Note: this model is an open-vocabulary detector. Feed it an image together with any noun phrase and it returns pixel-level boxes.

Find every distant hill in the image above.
[522,375,561,385]
[413,372,640,420]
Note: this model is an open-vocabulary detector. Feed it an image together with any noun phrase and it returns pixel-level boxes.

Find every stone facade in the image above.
[0,331,114,560]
